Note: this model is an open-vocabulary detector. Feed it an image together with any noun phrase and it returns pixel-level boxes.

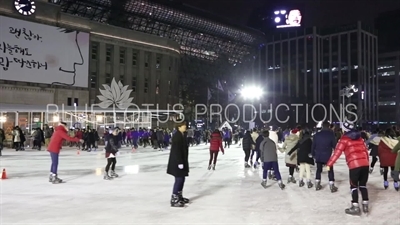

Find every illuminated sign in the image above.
[274,9,302,28]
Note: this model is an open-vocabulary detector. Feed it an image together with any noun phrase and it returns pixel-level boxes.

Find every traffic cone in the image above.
[77,149,80,155]
[1,169,7,179]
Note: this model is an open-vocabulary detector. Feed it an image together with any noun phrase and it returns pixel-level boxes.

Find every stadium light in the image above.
[241,86,264,100]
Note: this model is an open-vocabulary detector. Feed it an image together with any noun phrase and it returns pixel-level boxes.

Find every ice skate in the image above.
[212,165,216,170]
[362,201,369,214]
[261,180,267,189]
[287,176,296,184]
[295,166,299,172]
[110,170,119,178]
[329,183,338,193]
[299,179,305,187]
[250,160,253,166]
[170,194,185,207]
[315,180,322,191]
[244,162,251,168]
[278,182,285,190]
[208,165,212,170]
[345,203,361,216]
[384,180,389,189]
[177,191,190,204]
[369,167,374,174]
[52,175,63,184]
[394,181,399,191]
[380,168,384,175]
[253,162,258,169]
[103,173,113,180]
[48,174,54,182]
[307,181,314,188]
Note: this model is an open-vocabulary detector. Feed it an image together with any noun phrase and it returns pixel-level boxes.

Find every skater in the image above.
[377,128,398,190]
[312,121,338,192]
[208,129,224,170]
[280,128,300,184]
[253,130,265,168]
[288,129,314,188]
[104,128,120,180]
[326,121,370,215]
[366,129,383,174]
[260,130,285,190]
[167,122,190,207]
[250,129,259,165]
[242,130,254,168]
[391,138,400,182]
[47,122,83,184]
[0,128,4,156]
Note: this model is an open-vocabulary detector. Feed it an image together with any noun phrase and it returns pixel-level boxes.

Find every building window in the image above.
[90,72,97,88]
[67,97,72,106]
[91,43,98,60]
[105,73,111,84]
[156,54,161,69]
[132,51,138,66]
[120,75,125,84]
[131,77,136,92]
[168,80,171,95]
[144,78,148,93]
[74,98,78,106]
[106,45,113,62]
[144,52,150,68]
[119,48,126,64]
[169,56,173,71]
[156,79,160,94]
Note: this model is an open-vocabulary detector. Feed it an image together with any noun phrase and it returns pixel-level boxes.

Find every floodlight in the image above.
[275,17,281,23]
[0,116,6,122]
[96,115,103,122]
[274,11,279,15]
[280,10,286,14]
[241,86,264,100]
[53,116,59,122]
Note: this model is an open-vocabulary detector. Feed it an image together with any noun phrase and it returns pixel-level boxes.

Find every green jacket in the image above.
[392,137,400,171]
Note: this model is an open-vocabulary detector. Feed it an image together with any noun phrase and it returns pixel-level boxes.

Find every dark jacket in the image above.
[105,134,119,158]
[255,135,264,152]
[289,135,314,165]
[312,128,337,163]
[242,133,254,150]
[167,131,189,177]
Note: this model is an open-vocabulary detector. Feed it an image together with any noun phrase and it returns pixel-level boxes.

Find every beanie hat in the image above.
[341,120,355,133]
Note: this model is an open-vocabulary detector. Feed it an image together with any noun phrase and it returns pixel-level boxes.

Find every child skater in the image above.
[104,128,120,180]
[208,129,224,170]
[326,121,370,215]
[260,130,285,190]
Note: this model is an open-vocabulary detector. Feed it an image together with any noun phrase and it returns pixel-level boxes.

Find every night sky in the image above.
[179,0,400,28]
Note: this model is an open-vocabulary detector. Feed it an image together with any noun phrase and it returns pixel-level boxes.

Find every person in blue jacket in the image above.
[311,121,338,192]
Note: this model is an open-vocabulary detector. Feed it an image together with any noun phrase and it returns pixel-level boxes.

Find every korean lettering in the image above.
[22,28,43,42]
[0,42,32,56]
[0,57,10,71]
[12,58,47,70]
[9,27,22,39]
[13,58,25,68]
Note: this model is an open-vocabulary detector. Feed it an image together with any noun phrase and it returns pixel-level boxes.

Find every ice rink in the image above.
[1,143,399,225]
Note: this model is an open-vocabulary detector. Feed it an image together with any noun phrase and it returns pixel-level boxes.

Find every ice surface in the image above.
[1,144,399,225]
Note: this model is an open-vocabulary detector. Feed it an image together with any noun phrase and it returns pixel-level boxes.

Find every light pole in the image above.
[340,84,358,122]
[241,86,264,129]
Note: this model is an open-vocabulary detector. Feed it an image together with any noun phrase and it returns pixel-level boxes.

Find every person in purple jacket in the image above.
[126,129,132,147]
[223,128,231,148]
[142,129,150,147]
[138,128,144,146]
[132,128,139,149]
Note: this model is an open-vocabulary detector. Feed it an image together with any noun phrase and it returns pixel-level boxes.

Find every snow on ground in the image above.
[0,144,399,225]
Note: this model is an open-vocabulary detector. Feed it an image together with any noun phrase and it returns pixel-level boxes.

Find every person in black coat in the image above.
[288,130,315,188]
[167,122,189,207]
[242,130,255,168]
[104,128,119,180]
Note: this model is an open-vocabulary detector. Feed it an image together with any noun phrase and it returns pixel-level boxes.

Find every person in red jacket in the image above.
[48,122,83,184]
[208,129,224,170]
[326,121,370,216]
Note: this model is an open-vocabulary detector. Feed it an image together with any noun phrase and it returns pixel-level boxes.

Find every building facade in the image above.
[265,22,379,123]
[0,0,181,108]
[378,51,400,125]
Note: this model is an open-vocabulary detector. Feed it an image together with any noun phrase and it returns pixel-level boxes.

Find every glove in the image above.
[79,139,84,143]
[326,166,330,171]
[178,164,184,169]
